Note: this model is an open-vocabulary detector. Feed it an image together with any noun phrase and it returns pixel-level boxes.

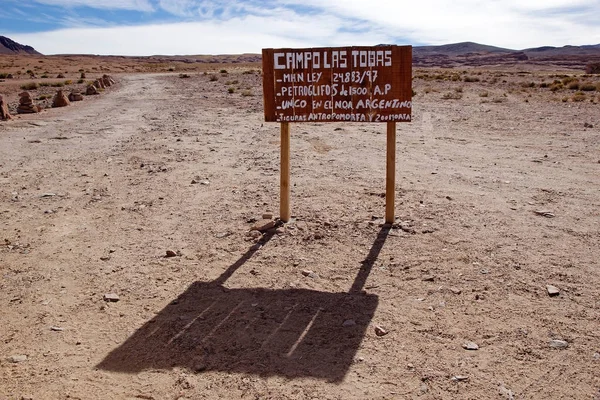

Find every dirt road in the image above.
[1,71,599,399]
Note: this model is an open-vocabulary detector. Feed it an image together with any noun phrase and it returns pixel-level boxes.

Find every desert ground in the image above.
[1,57,600,400]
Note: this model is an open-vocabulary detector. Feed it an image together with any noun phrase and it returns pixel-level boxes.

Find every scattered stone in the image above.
[102,75,116,86]
[215,232,231,239]
[422,276,435,282]
[40,193,56,198]
[420,383,429,394]
[17,92,40,114]
[374,325,388,336]
[546,285,560,297]
[50,326,64,331]
[262,212,274,220]
[593,352,600,360]
[342,319,356,327]
[100,256,111,261]
[584,122,594,128]
[251,219,276,232]
[56,73,65,78]
[0,94,12,121]
[9,355,28,363]
[499,384,515,400]
[462,341,479,350]
[165,250,177,258]
[94,79,105,89]
[275,227,285,235]
[247,230,262,239]
[549,339,569,349]
[103,293,120,302]
[301,270,319,279]
[534,210,555,218]
[68,91,84,102]
[86,85,99,95]
[450,287,462,295]
[21,396,34,400]
[451,375,469,382]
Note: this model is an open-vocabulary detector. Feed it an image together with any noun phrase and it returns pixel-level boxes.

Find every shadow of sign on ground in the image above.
[97,227,390,382]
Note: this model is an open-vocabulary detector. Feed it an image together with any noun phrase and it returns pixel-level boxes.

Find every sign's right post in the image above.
[386,121,396,224]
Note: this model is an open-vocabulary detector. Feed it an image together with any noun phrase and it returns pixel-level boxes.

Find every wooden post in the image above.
[280,122,291,222]
[385,122,396,224]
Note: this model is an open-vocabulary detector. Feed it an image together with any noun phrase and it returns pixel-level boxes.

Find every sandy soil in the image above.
[1,67,600,400]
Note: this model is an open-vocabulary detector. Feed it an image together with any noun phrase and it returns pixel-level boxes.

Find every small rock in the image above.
[374,325,388,336]
[584,122,594,128]
[549,339,568,349]
[21,396,34,400]
[262,212,274,220]
[275,227,285,235]
[103,293,120,302]
[215,232,231,239]
[247,230,262,239]
[499,384,515,400]
[301,270,319,279]
[342,319,356,327]
[165,250,177,258]
[50,326,64,331]
[450,287,462,295]
[451,375,469,382]
[422,275,435,282]
[546,285,560,297]
[251,219,276,232]
[420,383,429,394]
[593,352,600,360]
[100,256,111,261]
[40,193,56,198]
[462,342,479,350]
[9,355,28,363]
[407,363,415,369]
[534,210,555,218]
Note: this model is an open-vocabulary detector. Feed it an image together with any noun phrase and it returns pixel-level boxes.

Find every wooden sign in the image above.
[262,45,412,123]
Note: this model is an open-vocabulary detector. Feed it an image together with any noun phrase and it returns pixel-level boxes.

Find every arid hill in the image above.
[0,36,41,55]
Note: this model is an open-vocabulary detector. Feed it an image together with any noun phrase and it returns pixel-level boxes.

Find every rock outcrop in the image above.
[17,92,40,114]
[0,94,12,120]
[94,79,105,89]
[68,91,84,102]
[52,90,70,108]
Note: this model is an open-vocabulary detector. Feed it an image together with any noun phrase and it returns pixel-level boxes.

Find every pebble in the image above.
[546,285,560,297]
[593,352,600,360]
[342,319,356,327]
[50,326,64,331]
[103,293,120,302]
[9,355,28,363]
[451,375,469,382]
[584,122,594,128]
[422,276,435,282]
[374,325,388,336]
[251,219,276,232]
[534,210,555,218]
[165,250,177,258]
[275,227,285,235]
[462,342,479,350]
[549,339,568,349]
[301,270,319,279]
[40,193,56,198]
[262,212,274,220]
[450,287,462,295]
[499,384,515,400]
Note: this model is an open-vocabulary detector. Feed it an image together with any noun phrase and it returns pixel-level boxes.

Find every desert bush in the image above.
[241,89,253,97]
[0,72,8,79]
[479,91,489,97]
[442,91,462,100]
[550,83,563,92]
[562,76,577,85]
[80,72,86,79]
[567,82,580,90]
[572,92,586,102]
[242,70,254,75]
[220,69,228,74]
[39,82,50,87]
[26,69,33,74]
[492,96,507,103]
[455,87,463,93]
[50,82,64,87]
[20,82,39,90]
[209,74,219,81]
[540,82,549,88]
[464,76,480,82]
[37,94,52,100]
[41,74,48,78]
[64,80,72,85]
[77,79,85,84]
[56,74,65,78]
[179,73,191,78]
[579,83,597,91]
[227,87,235,94]
[585,63,600,74]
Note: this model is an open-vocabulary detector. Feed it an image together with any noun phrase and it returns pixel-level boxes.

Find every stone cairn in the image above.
[17,92,40,114]
[69,91,84,102]
[52,90,70,108]
[102,75,116,87]
[94,79,105,89]
[86,85,99,95]
[0,94,12,121]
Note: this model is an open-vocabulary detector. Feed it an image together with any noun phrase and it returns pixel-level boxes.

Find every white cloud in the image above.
[32,0,154,11]
[7,0,600,55]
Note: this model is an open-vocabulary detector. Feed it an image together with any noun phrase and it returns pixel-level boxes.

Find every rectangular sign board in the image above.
[262,45,412,123]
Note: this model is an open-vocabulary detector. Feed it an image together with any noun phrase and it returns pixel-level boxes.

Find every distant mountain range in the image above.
[1,35,599,70]
[413,41,600,68]
[0,36,41,55]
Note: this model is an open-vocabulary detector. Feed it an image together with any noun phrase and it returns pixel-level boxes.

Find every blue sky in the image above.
[2,0,600,55]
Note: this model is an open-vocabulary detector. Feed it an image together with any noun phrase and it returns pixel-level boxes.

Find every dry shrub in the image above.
[572,92,586,102]
[568,82,580,90]
[585,63,600,74]
[442,91,462,100]
[579,83,597,91]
